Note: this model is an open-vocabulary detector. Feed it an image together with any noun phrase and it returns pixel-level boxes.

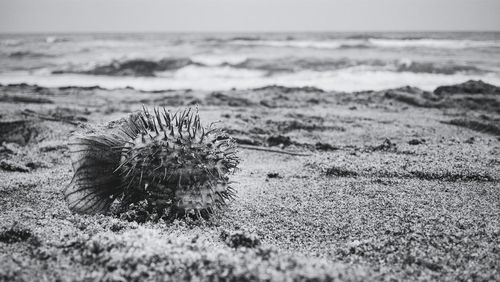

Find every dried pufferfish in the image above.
[64,107,239,219]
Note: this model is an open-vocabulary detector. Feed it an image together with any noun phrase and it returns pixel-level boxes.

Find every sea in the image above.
[1,32,499,92]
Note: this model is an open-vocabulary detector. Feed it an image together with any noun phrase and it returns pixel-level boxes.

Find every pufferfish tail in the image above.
[64,134,126,214]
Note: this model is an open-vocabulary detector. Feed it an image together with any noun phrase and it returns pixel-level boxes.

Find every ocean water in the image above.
[1,32,499,92]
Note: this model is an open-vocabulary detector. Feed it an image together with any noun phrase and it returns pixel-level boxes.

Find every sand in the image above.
[0,81,499,281]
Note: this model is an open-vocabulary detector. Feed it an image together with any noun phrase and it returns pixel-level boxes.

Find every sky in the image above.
[1,0,499,33]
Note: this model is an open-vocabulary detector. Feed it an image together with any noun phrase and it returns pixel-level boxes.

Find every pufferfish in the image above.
[64,107,239,219]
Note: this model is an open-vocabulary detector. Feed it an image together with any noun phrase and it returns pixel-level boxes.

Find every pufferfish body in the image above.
[64,107,239,219]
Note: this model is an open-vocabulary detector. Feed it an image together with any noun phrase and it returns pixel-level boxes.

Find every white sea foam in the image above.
[190,54,249,66]
[368,38,500,49]
[174,65,265,79]
[0,39,22,46]
[45,36,58,44]
[229,38,500,50]
[2,33,498,93]
[2,66,499,92]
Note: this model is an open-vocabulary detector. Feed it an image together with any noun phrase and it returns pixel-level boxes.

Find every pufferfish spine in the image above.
[64,107,239,219]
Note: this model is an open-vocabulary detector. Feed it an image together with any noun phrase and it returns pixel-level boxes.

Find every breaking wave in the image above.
[2,67,499,93]
[53,57,488,77]
[53,58,201,76]
[1,32,499,93]
[228,58,485,75]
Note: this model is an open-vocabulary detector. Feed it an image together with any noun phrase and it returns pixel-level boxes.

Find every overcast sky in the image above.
[1,0,499,33]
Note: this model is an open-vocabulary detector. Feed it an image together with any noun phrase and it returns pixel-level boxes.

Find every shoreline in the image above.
[2,70,500,93]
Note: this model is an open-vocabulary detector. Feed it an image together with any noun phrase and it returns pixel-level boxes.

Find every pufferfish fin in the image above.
[64,134,126,214]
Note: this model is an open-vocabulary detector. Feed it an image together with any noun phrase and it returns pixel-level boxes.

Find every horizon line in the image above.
[1,29,500,35]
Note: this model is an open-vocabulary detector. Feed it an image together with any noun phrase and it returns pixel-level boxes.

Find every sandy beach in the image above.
[1,80,499,281]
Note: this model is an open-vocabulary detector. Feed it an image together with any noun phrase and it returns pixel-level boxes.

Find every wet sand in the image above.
[0,81,499,281]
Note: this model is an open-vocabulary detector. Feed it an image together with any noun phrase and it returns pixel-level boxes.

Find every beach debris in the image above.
[64,107,240,220]
[441,119,500,136]
[259,99,278,108]
[25,160,51,169]
[0,224,33,244]
[206,92,255,107]
[1,142,21,155]
[254,85,324,94]
[464,137,475,144]
[267,135,292,147]
[48,107,89,122]
[266,172,282,179]
[0,94,53,104]
[39,141,68,152]
[21,109,84,125]
[380,80,500,113]
[408,138,426,145]
[233,136,261,146]
[384,87,437,108]
[434,79,500,96]
[237,144,311,156]
[0,120,38,145]
[315,142,339,151]
[325,166,358,177]
[220,229,260,248]
[0,159,30,172]
[371,138,397,152]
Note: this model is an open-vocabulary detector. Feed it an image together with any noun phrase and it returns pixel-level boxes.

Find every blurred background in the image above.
[1,0,499,92]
